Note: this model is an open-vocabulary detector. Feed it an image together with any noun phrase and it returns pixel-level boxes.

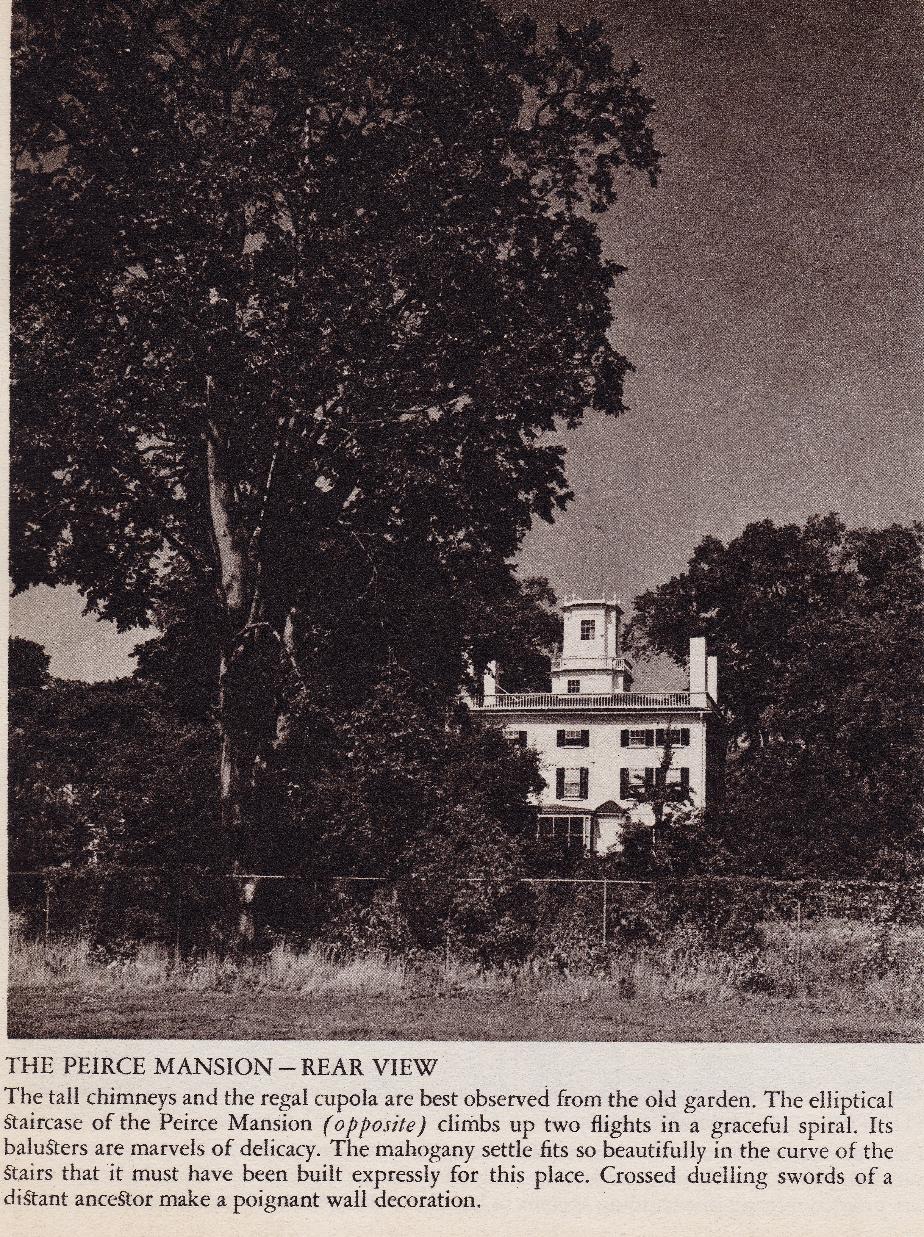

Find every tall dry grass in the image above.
[9,915,924,1018]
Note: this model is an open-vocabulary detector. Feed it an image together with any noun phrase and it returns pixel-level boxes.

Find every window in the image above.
[647,766,689,789]
[537,816,585,848]
[621,727,690,748]
[556,767,589,800]
[621,728,655,748]
[567,679,581,694]
[557,728,589,748]
[620,768,648,796]
[507,730,528,747]
[620,767,690,796]
[580,619,596,640]
[656,727,690,747]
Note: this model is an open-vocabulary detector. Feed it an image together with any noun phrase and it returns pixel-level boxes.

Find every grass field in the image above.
[8,918,923,1041]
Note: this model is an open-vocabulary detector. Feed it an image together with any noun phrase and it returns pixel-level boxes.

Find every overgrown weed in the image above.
[9,915,922,1018]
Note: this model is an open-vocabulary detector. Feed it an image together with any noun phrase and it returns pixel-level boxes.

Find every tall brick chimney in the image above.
[707,654,718,701]
[689,636,707,696]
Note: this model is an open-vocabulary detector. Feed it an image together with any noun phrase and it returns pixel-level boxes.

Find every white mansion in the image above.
[470,597,720,855]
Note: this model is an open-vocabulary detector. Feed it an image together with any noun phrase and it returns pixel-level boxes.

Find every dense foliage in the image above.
[12,508,921,953]
[12,1,658,893]
[8,635,550,955]
[8,638,223,943]
[629,517,924,878]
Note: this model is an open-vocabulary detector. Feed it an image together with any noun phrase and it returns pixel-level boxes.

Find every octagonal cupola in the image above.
[551,596,634,696]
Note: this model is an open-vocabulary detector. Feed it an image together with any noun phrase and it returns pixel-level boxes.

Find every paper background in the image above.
[2,1037,923,1235]
[2,2,921,1233]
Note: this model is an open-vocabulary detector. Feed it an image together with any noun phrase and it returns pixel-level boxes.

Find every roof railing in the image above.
[473,690,715,711]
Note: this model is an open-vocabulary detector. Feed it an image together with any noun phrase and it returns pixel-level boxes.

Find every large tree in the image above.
[629,514,856,747]
[629,517,924,876]
[8,645,220,941]
[12,2,658,899]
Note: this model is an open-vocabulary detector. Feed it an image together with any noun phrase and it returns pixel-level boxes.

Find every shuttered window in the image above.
[621,769,649,795]
[557,768,589,800]
[567,679,581,694]
[655,727,690,746]
[622,728,690,748]
[646,766,691,790]
[557,728,589,748]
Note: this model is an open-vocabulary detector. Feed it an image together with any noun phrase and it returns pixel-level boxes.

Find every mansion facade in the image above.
[470,597,720,855]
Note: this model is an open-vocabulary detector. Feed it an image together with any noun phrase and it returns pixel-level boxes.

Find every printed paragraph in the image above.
[1,1053,902,1216]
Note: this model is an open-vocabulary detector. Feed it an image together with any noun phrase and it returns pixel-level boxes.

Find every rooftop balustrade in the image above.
[473,690,715,711]
[550,655,633,672]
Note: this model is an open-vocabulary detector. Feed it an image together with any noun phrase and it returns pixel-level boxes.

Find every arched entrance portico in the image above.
[592,799,629,856]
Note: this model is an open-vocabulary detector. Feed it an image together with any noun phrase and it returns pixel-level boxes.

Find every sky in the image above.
[517,0,922,600]
[10,0,923,680]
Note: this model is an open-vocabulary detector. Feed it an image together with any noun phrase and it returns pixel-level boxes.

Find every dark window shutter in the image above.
[621,730,629,748]
[556,768,565,799]
[646,729,655,746]
[644,767,654,790]
[656,728,665,746]
[682,728,690,746]
[579,768,589,799]
[620,768,630,798]
[680,767,690,789]
[580,729,589,747]
[557,729,566,747]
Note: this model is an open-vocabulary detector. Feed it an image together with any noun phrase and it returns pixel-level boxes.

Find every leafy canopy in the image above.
[13,1,659,647]
[629,517,924,876]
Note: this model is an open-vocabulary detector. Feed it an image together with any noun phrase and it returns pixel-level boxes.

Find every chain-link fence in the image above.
[10,867,923,962]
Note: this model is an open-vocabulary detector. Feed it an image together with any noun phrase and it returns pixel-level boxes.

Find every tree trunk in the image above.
[218,651,257,946]
[207,421,260,948]
[272,608,298,751]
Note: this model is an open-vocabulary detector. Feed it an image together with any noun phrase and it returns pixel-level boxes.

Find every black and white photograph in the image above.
[7,0,922,1048]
